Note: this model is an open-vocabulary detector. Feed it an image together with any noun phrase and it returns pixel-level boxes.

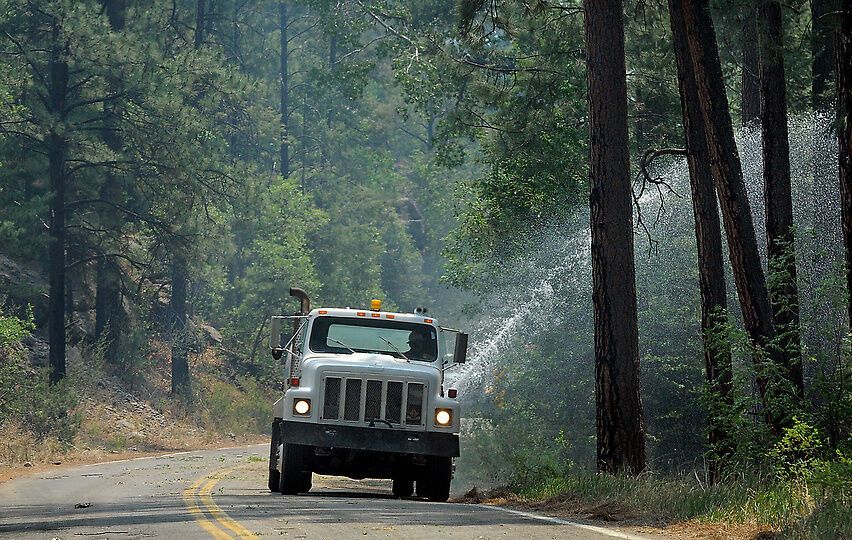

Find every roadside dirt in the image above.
[0,435,265,486]
[1,344,266,485]
[453,487,776,540]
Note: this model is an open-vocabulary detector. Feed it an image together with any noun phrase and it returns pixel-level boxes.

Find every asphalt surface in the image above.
[0,444,660,539]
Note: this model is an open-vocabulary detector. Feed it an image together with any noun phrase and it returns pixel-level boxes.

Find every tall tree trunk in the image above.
[301,85,308,185]
[94,258,114,339]
[742,8,761,125]
[47,21,69,386]
[426,99,436,149]
[584,0,646,475]
[94,256,122,362]
[195,0,206,48]
[758,0,803,397]
[279,1,289,179]
[95,0,128,365]
[168,0,207,395]
[669,0,734,483]
[170,256,190,394]
[65,267,74,320]
[839,0,852,329]
[810,0,839,362]
[104,0,126,28]
[327,32,336,128]
[812,0,837,111]
[681,0,784,432]
[206,0,216,37]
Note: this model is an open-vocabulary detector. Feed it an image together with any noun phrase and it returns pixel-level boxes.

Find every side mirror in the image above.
[270,316,285,359]
[453,332,468,364]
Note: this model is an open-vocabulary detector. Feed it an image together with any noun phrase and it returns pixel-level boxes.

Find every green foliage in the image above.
[388,2,592,279]
[0,307,79,444]
[513,471,849,539]
[107,321,157,391]
[195,375,273,435]
[768,417,827,479]
[696,254,851,482]
[0,10,846,540]
[0,304,34,347]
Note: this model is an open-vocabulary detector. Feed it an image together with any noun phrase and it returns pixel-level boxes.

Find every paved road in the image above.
[0,445,659,539]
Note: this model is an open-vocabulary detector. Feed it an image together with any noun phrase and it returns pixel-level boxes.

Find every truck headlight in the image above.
[293,399,311,416]
[435,408,452,426]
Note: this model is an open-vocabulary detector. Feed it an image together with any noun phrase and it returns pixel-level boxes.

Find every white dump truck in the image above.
[267,288,467,502]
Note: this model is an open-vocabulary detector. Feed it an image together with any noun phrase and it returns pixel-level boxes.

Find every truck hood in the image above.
[299,352,441,385]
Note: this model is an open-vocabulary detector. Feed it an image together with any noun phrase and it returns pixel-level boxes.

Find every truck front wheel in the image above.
[267,422,281,492]
[279,443,312,495]
[392,477,414,497]
[420,456,452,502]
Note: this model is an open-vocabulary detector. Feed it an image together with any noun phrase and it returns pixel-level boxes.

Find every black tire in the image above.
[422,456,452,502]
[278,442,312,495]
[268,422,281,493]
[392,477,414,497]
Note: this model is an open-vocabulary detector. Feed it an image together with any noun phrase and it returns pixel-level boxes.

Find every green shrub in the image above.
[196,374,272,435]
[0,306,80,445]
[0,304,34,347]
[768,417,826,480]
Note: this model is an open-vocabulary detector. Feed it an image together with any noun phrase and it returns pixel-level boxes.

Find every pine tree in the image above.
[669,0,734,482]
[585,0,647,475]
[680,0,786,431]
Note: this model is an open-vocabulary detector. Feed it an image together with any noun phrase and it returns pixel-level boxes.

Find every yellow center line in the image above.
[183,466,259,539]
[183,476,233,539]
[198,469,259,539]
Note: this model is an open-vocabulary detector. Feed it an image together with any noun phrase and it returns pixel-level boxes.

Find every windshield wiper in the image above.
[327,338,356,354]
[378,337,409,362]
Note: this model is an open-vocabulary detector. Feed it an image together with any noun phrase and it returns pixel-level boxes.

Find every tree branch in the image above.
[633,147,688,257]
[66,252,151,271]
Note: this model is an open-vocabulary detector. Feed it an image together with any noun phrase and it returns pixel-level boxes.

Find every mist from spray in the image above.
[449,113,845,476]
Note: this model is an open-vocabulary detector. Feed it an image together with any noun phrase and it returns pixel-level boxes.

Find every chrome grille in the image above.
[323,377,341,419]
[405,383,424,425]
[365,380,382,420]
[385,382,403,423]
[321,376,425,427]
[343,379,362,421]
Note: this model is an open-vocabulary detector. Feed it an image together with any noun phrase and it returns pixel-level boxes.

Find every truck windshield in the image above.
[308,317,438,362]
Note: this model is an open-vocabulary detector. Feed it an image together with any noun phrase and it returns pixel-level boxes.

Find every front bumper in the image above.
[278,421,459,457]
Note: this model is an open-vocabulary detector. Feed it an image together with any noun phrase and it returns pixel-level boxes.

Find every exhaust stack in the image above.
[289,287,310,315]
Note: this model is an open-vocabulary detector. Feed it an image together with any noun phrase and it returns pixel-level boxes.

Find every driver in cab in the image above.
[404,330,427,361]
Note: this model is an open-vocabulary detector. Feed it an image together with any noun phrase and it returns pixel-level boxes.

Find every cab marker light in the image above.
[356,311,366,316]
[448,388,458,399]
[424,318,433,323]
[319,310,328,314]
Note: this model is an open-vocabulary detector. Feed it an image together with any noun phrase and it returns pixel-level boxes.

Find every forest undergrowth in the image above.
[501,466,850,539]
[0,306,270,472]
[455,344,850,538]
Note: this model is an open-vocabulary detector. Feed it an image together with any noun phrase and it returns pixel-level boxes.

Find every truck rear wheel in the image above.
[392,477,414,497]
[268,422,281,493]
[279,443,312,495]
[420,456,452,502]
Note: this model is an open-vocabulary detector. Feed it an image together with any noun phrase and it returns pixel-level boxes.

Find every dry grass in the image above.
[1,344,267,484]
[0,421,65,467]
[455,473,846,540]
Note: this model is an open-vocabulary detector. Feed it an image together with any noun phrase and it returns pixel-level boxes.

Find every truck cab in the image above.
[267,289,467,502]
